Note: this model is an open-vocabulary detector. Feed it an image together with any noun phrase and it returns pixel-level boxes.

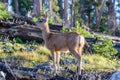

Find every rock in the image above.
[0,71,5,80]
[61,58,77,65]
[35,62,53,71]
[109,71,120,80]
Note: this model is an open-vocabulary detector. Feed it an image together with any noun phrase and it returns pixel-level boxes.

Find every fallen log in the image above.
[0,24,62,42]
[0,17,120,54]
[92,32,120,42]
[0,63,52,80]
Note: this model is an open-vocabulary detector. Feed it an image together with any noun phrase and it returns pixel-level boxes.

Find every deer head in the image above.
[36,13,48,30]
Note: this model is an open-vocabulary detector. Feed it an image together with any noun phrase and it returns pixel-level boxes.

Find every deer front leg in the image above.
[56,51,60,71]
[51,51,57,74]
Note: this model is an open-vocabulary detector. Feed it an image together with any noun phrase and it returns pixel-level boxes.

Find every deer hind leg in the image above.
[69,49,82,75]
[77,47,83,75]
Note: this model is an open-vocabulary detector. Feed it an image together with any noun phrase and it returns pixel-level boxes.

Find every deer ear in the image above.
[45,12,48,22]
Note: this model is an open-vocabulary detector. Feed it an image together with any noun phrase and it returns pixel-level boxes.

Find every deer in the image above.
[35,14,85,76]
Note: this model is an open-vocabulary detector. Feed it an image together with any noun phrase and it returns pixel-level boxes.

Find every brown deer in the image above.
[36,14,85,75]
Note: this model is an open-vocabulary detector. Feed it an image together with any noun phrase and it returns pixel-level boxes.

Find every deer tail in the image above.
[79,36,85,46]
[84,39,90,48]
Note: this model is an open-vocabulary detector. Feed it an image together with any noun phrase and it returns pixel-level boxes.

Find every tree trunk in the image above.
[64,0,69,28]
[95,0,106,31]
[14,0,19,14]
[94,0,99,31]
[71,0,75,27]
[94,0,99,23]
[33,0,42,17]
[49,0,52,18]
[108,0,116,35]
[39,0,42,14]
[88,0,92,28]
[58,0,63,19]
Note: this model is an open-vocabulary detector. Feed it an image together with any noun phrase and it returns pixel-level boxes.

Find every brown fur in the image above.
[36,18,85,75]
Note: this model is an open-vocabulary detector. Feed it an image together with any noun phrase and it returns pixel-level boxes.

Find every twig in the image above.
[3,58,17,80]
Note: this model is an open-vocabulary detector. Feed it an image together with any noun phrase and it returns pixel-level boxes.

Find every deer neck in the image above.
[41,24,50,42]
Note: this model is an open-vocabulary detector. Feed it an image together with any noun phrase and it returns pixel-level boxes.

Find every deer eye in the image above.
[39,19,46,23]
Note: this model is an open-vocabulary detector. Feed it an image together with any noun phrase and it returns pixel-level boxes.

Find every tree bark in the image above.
[108,0,116,35]
[58,0,63,19]
[64,0,69,28]
[87,0,92,28]
[95,0,106,31]
[71,0,76,27]
[49,0,52,18]
[94,0,99,23]
[33,0,42,17]
[14,0,19,14]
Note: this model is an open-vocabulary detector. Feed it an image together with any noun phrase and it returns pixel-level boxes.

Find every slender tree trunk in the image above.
[58,0,63,19]
[95,0,106,31]
[94,0,99,22]
[33,0,42,17]
[71,0,75,27]
[39,0,42,13]
[108,0,116,35]
[88,0,92,28]
[64,0,69,28]
[94,0,99,31]
[14,0,19,14]
[88,13,91,28]
[49,0,52,18]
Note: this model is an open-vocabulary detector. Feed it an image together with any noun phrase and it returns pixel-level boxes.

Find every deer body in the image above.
[44,32,84,51]
[37,16,85,75]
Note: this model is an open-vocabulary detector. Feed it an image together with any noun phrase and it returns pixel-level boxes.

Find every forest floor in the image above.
[0,37,119,80]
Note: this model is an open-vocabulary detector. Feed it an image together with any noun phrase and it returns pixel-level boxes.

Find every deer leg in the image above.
[56,51,61,71]
[51,51,57,73]
[77,47,83,75]
[69,50,82,75]
[77,55,82,75]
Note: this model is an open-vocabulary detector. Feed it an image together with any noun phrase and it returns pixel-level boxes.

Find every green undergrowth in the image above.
[0,2,12,18]
[82,54,120,72]
[0,37,119,71]
[62,53,120,72]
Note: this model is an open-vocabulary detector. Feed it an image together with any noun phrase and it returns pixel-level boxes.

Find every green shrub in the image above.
[48,17,54,24]
[13,37,23,43]
[61,27,70,33]
[0,2,12,18]
[32,17,38,22]
[55,16,62,23]
[71,26,91,37]
[92,39,118,58]
[61,22,91,37]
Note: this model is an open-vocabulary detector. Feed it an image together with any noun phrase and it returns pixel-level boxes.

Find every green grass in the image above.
[12,50,50,67]
[0,38,119,72]
[82,54,120,72]
[35,46,51,56]
[60,53,120,72]
[0,38,51,67]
